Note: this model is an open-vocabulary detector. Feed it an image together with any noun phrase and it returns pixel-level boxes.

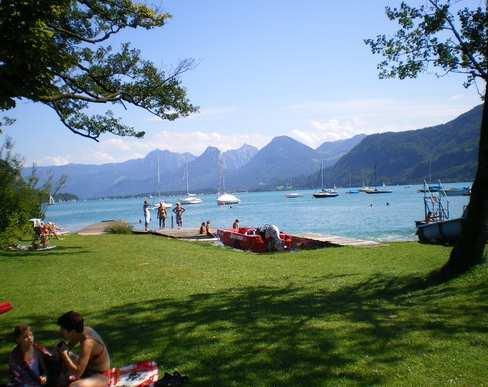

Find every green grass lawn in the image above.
[1,234,487,386]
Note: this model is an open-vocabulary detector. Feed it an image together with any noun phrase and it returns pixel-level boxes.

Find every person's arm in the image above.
[36,350,48,385]
[58,339,94,378]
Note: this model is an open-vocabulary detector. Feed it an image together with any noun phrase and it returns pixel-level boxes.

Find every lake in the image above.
[45,182,471,242]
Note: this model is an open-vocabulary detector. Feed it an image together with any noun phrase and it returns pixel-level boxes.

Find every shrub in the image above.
[0,139,46,248]
[105,222,133,234]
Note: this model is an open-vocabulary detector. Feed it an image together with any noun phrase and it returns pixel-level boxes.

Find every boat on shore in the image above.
[415,181,464,245]
[217,227,328,253]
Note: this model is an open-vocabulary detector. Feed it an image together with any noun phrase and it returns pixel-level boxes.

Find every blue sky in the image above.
[2,0,485,166]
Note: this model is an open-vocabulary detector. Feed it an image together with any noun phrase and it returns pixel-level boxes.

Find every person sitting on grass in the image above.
[199,222,206,234]
[205,220,212,236]
[8,325,49,386]
[56,311,110,387]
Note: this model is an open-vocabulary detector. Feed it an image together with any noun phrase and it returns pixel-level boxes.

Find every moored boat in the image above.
[417,182,442,193]
[180,193,203,204]
[313,160,338,198]
[443,186,471,196]
[363,186,392,194]
[217,192,240,205]
[285,192,303,198]
[313,189,339,198]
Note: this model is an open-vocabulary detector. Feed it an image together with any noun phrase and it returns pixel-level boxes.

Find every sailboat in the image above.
[417,159,441,192]
[48,194,55,205]
[180,160,202,204]
[346,170,359,194]
[313,161,338,198]
[217,155,240,205]
[364,164,392,194]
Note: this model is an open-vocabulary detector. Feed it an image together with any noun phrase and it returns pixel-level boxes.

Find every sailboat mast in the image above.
[157,154,160,199]
[373,164,376,187]
[186,160,189,195]
[321,160,324,190]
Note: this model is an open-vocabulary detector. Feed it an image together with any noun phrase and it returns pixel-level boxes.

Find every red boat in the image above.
[0,302,13,315]
[217,227,293,253]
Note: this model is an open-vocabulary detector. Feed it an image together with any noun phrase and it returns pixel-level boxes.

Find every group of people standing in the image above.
[8,311,110,387]
[143,200,186,231]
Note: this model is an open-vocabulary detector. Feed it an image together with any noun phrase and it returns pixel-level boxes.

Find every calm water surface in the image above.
[45,183,471,242]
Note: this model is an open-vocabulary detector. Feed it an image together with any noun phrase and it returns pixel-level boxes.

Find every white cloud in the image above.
[103,138,133,151]
[37,156,70,166]
[86,152,117,164]
[281,97,480,148]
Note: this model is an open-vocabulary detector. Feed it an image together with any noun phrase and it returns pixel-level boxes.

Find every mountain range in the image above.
[23,104,482,198]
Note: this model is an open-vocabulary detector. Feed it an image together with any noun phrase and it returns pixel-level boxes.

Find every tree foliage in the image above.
[365,0,487,277]
[0,0,197,141]
[0,139,47,247]
[365,0,487,92]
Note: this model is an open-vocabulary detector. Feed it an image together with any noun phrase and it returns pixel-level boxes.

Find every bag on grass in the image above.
[155,371,189,387]
[107,360,159,387]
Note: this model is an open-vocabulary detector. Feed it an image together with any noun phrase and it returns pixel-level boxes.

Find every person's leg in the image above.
[69,374,108,387]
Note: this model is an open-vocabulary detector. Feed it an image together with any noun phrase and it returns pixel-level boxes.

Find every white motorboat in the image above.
[443,186,471,196]
[285,192,303,198]
[217,193,240,205]
[180,193,202,204]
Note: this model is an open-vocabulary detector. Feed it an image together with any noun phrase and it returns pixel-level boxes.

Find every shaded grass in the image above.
[1,235,487,385]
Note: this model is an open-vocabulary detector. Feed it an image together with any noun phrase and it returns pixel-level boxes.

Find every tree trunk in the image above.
[442,87,488,277]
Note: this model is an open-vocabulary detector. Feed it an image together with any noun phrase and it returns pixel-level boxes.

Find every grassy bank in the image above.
[1,235,487,385]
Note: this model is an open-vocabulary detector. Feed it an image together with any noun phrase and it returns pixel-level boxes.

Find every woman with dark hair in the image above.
[8,325,48,386]
[56,311,110,387]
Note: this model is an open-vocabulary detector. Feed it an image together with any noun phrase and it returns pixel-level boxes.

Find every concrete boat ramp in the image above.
[142,228,382,247]
[77,222,383,248]
[293,233,383,247]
